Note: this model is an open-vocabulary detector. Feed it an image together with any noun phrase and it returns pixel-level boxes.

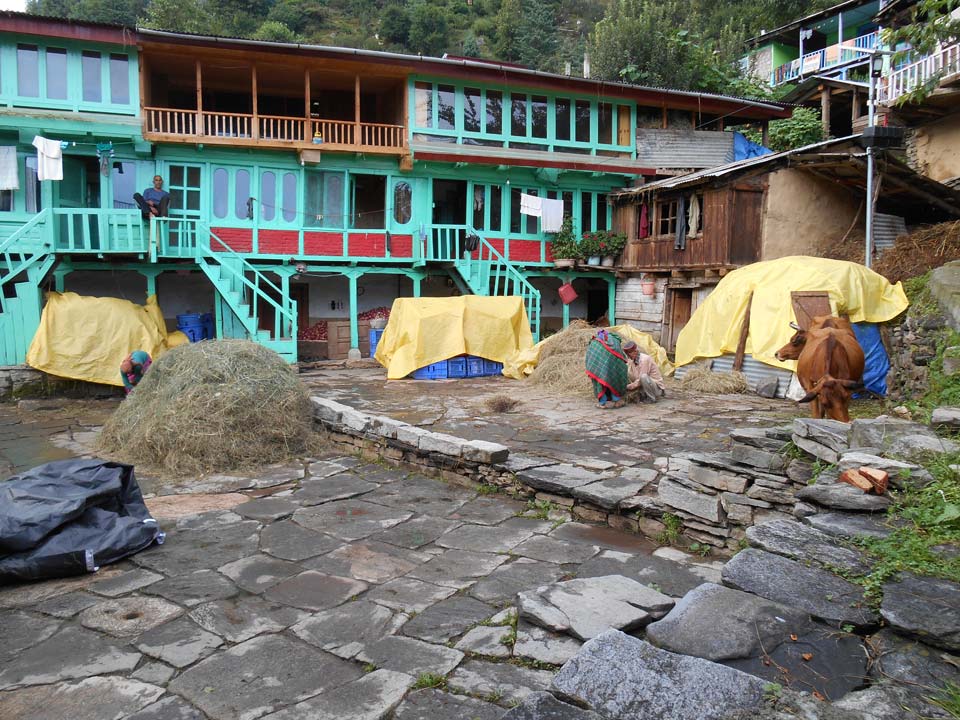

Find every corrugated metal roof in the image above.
[873,212,907,251]
[636,129,735,170]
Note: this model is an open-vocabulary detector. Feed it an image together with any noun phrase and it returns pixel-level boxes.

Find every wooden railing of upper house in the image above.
[143,108,406,154]
[879,41,960,104]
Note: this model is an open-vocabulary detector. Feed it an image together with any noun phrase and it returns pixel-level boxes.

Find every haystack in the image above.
[97,340,315,476]
[528,320,599,396]
[679,364,748,394]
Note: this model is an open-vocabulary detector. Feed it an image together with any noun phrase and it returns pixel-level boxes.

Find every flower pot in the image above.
[553,258,576,269]
[601,255,616,267]
[641,279,656,296]
[586,255,601,266]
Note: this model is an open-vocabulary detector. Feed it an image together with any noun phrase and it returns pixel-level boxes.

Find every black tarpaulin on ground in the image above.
[0,459,163,582]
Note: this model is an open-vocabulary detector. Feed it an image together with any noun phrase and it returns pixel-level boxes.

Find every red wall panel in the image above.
[303,232,344,256]
[348,233,387,257]
[211,227,252,253]
[507,240,542,263]
[258,230,299,255]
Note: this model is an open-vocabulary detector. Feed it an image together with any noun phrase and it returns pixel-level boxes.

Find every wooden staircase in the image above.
[0,210,54,364]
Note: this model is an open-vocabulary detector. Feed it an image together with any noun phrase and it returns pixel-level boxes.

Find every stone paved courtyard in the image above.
[0,372,818,719]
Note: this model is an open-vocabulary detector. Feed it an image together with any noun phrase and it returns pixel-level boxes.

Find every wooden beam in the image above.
[873,169,960,215]
[251,64,259,140]
[355,74,361,145]
[195,60,203,136]
[761,121,769,147]
[820,88,831,139]
[733,291,753,372]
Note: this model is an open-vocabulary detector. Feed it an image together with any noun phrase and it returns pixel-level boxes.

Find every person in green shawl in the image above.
[585,329,629,409]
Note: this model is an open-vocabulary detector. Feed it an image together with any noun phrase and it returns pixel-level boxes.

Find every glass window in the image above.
[394,181,412,224]
[531,96,547,139]
[17,45,39,97]
[489,185,502,232]
[414,82,432,128]
[580,192,592,231]
[555,98,571,141]
[111,161,136,209]
[657,199,678,236]
[464,88,481,133]
[597,194,608,231]
[0,190,11,212]
[170,165,184,186]
[511,94,527,137]
[485,90,502,134]
[82,51,101,103]
[324,173,343,227]
[598,102,614,145]
[437,84,455,131]
[510,187,521,234]
[575,100,591,143]
[212,168,229,219]
[25,157,40,213]
[187,166,200,188]
[109,54,129,104]
[261,171,276,221]
[235,169,250,220]
[472,184,485,229]
[562,191,573,219]
[282,172,297,222]
[46,48,67,100]
[525,189,537,234]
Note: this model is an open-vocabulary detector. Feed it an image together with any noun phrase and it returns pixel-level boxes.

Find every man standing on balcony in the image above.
[133,175,170,219]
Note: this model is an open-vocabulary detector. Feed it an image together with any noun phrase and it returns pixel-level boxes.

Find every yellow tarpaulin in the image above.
[26,292,183,387]
[675,256,909,370]
[374,296,535,380]
[503,324,674,380]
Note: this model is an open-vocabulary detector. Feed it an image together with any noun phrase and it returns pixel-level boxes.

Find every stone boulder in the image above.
[849,416,957,462]
[881,573,960,652]
[931,406,960,430]
[552,630,767,720]
[795,483,892,512]
[518,575,673,641]
[866,628,960,691]
[745,519,871,574]
[801,512,898,540]
[793,419,850,454]
[645,583,811,661]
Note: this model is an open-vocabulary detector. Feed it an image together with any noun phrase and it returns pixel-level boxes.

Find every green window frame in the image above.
[304,170,347,229]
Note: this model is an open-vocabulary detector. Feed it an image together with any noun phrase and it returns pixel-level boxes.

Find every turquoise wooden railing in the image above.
[51,208,148,254]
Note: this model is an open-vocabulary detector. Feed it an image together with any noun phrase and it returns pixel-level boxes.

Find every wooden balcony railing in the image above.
[879,41,960,104]
[143,107,406,152]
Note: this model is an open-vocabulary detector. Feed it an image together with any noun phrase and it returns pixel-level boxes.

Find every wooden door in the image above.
[669,288,693,352]
[790,291,832,329]
[290,283,309,333]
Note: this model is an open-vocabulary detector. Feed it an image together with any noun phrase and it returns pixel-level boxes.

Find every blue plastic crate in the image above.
[447,357,467,378]
[466,355,485,377]
[180,324,205,342]
[483,359,504,376]
[369,328,385,358]
[412,361,449,380]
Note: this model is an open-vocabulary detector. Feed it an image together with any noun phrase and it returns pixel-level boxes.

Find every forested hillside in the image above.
[25,0,830,94]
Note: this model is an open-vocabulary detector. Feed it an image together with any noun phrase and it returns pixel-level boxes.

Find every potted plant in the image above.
[580,231,602,266]
[549,217,581,268]
[598,231,628,267]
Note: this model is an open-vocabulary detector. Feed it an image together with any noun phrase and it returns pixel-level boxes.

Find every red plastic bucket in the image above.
[558,282,578,305]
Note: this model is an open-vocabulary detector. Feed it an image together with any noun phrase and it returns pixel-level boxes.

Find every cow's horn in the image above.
[789,322,801,331]
[841,380,865,390]
[797,390,818,403]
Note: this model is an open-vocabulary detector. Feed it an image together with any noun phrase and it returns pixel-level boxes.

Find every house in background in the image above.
[0,12,789,366]
[608,136,960,351]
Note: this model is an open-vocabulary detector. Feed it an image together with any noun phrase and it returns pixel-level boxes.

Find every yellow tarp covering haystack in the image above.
[503,323,673,380]
[374,296,534,379]
[26,292,187,386]
[675,256,909,370]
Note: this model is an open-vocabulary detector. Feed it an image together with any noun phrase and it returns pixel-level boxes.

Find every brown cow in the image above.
[775,316,864,422]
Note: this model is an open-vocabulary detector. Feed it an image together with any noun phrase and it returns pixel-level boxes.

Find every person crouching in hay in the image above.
[120,350,152,394]
[585,329,628,409]
[623,340,665,403]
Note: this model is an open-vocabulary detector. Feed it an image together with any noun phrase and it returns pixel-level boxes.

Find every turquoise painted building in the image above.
[0,12,787,365]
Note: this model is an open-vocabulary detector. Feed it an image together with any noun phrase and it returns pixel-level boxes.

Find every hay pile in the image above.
[97,339,315,476]
[528,320,599,396]
[679,364,749,394]
[874,221,960,283]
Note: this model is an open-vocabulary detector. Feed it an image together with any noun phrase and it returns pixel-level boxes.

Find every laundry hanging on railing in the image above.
[96,142,115,177]
[541,198,564,233]
[520,193,542,217]
[687,194,700,239]
[674,194,688,251]
[0,147,18,190]
[31,136,63,181]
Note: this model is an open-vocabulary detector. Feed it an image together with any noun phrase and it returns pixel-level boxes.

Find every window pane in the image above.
[562,191,573,219]
[324,173,343,227]
[597,194,608,231]
[531,96,547,139]
[186,188,200,211]
[525,189,537,234]
[437,84,455,130]
[472,184,485,229]
[394,181,412,224]
[510,187,521,233]
[213,168,229,219]
[282,172,297,222]
[187,166,200,187]
[25,157,40,212]
[261,171,276,221]
[555,98,571,141]
[0,191,11,212]
[511,94,527,137]
[170,166,184,186]
[575,100,590,143]
[112,161,136,209]
[82,51,101,102]
[464,88,481,133]
[46,48,67,99]
[485,90,502,134]
[17,45,39,97]
[109,54,129,104]
[598,102,613,144]
[489,185,502,232]
[414,82,433,128]
[235,169,250,220]
[580,192,592,231]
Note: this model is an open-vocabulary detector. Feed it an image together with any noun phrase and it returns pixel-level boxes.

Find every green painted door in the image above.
[166,163,202,254]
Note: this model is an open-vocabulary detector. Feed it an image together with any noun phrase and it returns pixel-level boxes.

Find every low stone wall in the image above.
[0,365,120,402]
[885,312,948,402]
[0,365,48,400]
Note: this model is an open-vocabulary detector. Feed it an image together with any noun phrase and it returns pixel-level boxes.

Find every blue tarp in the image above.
[733,132,773,161]
[852,323,889,397]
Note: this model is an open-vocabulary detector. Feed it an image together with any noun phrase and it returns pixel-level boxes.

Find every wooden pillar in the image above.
[821,86,831,138]
[195,60,203,136]
[761,121,770,147]
[661,106,668,129]
[852,87,860,123]
[304,68,311,142]
[354,75,361,147]
[252,65,259,140]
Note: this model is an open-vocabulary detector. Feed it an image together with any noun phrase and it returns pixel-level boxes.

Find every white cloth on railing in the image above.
[0,147,18,190]
[32,136,63,181]
[520,193,542,217]
[541,198,564,233]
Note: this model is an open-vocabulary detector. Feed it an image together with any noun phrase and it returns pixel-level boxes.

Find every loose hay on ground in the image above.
[97,339,316,477]
[679,365,749,394]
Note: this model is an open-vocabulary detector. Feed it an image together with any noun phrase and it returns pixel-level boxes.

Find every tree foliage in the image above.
[408,2,452,56]
[764,107,823,152]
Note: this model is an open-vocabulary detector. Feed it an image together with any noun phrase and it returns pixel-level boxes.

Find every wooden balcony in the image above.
[143,107,407,154]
